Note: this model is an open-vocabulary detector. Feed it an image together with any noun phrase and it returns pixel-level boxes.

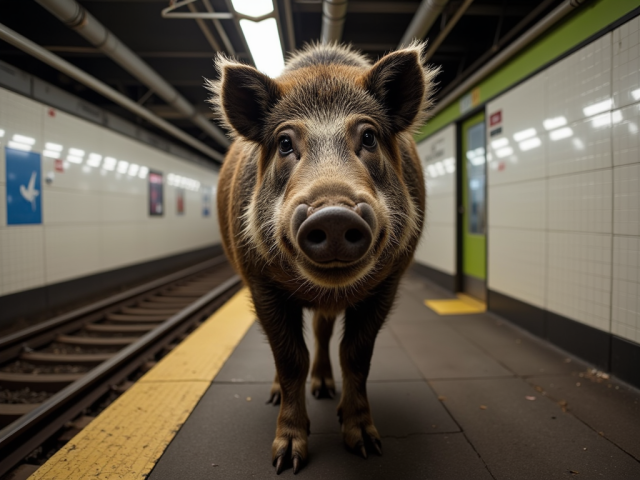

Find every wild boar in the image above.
[208,42,436,474]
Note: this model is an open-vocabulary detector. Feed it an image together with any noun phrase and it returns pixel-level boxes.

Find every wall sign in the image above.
[148,171,164,216]
[6,147,42,225]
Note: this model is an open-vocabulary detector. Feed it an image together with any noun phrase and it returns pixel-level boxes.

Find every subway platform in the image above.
[32,270,640,480]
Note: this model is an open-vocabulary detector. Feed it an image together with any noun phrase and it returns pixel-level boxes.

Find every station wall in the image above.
[0,86,221,300]
[415,124,456,277]
[414,12,640,381]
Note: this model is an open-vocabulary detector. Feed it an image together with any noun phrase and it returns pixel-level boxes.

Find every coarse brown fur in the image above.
[207,42,437,474]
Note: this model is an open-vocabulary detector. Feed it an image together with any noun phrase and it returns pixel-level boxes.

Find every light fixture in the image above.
[69,147,85,157]
[128,163,140,176]
[631,89,640,101]
[591,113,611,128]
[0,129,5,138]
[43,150,61,158]
[230,0,274,16]
[138,166,149,179]
[443,157,455,173]
[66,155,83,164]
[239,18,285,78]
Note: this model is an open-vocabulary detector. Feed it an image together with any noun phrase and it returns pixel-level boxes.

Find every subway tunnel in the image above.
[0,1,639,479]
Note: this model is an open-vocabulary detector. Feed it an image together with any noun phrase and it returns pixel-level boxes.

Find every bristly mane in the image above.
[284,42,372,72]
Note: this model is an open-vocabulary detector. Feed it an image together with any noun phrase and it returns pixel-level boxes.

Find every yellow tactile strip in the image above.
[30,288,255,480]
[425,293,486,315]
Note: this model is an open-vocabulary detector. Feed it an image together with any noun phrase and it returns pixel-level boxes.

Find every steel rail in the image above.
[0,255,227,364]
[0,274,242,478]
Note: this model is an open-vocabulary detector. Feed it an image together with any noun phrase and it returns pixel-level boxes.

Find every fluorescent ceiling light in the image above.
[67,155,83,164]
[513,128,536,142]
[519,137,541,151]
[549,127,573,141]
[491,138,509,149]
[103,156,117,171]
[583,98,612,117]
[8,141,31,151]
[45,142,63,151]
[69,147,85,157]
[543,116,567,130]
[240,18,285,78]
[495,146,514,158]
[632,89,640,101]
[128,163,140,176]
[231,0,273,16]
[138,166,149,179]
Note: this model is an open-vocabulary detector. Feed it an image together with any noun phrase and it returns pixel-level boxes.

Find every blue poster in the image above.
[6,147,42,225]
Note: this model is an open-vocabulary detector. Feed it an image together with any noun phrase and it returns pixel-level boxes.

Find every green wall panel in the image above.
[416,0,639,142]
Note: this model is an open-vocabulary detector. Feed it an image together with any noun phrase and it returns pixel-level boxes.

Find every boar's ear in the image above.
[364,44,438,133]
[206,55,281,143]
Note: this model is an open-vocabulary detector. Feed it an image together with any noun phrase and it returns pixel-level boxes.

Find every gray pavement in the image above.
[148,271,640,479]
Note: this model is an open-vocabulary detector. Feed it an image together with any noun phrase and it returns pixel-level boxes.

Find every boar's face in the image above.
[209,44,436,290]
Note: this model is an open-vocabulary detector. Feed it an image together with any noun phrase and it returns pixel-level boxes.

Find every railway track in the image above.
[0,257,242,478]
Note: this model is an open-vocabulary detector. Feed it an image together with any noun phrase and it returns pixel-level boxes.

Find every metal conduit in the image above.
[399,0,450,47]
[321,0,348,44]
[424,0,475,61]
[428,0,588,118]
[35,0,230,149]
[0,22,225,163]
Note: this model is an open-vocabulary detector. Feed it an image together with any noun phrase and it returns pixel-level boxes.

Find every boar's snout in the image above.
[292,203,376,264]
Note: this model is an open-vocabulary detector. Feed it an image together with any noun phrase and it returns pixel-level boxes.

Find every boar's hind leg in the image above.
[252,286,310,474]
[338,276,400,458]
[267,373,281,405]
[311,311,337,399]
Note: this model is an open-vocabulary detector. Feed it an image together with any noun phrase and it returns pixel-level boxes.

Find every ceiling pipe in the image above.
[0,22,224,163]
[428,0,588,119]
[34,0,230,149]
[424,0,475,61]
[321,0,348,44]
[399,0,450,47]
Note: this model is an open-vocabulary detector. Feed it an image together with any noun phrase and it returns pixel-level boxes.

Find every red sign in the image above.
[54,159,64,172]
[490,111,502,127]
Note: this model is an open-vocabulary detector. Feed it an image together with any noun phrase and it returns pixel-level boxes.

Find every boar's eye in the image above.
[279,135,293,155]
[362,130,377,148]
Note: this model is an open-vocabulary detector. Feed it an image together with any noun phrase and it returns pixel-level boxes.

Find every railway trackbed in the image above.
[0,257,241,478]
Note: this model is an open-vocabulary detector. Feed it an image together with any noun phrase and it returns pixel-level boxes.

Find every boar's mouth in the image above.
[292,204,377,266]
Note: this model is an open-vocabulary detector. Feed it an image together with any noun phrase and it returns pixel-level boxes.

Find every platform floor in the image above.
[148,272,640,479]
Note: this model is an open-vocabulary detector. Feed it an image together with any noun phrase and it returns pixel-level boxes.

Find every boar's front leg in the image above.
[252,285,309,474]
[338,275,400,458]
[311,311,336,399]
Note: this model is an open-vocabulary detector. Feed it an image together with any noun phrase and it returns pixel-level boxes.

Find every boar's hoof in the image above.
[266,391,281,405]
[311,377,335,399]
[272,431,308,475]
[341,418,383,458]
[295,205,374,263]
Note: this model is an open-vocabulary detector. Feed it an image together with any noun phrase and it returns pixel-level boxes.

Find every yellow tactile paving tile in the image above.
[425,293,486,315]
[29,287,255,480]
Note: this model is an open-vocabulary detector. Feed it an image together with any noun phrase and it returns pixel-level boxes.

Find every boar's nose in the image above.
[293,204,374,263]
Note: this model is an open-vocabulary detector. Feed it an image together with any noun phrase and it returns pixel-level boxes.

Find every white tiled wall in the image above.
[414,124,456,275]
[471,18,640,346]
[0,87,221,297]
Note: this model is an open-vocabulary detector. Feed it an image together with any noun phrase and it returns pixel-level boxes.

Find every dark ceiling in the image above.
[0,0,566,160]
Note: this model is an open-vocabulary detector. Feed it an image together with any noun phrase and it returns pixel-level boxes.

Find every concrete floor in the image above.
[148,272,640,479]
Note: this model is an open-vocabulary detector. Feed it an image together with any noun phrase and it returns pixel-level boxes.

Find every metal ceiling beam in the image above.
[34,0,230,149]
[321,0,348,44]
[295,1,418,14]
[399,0,450,47]
[424,0,475,61]
[0,22,224,162]
[429,0,588,118]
